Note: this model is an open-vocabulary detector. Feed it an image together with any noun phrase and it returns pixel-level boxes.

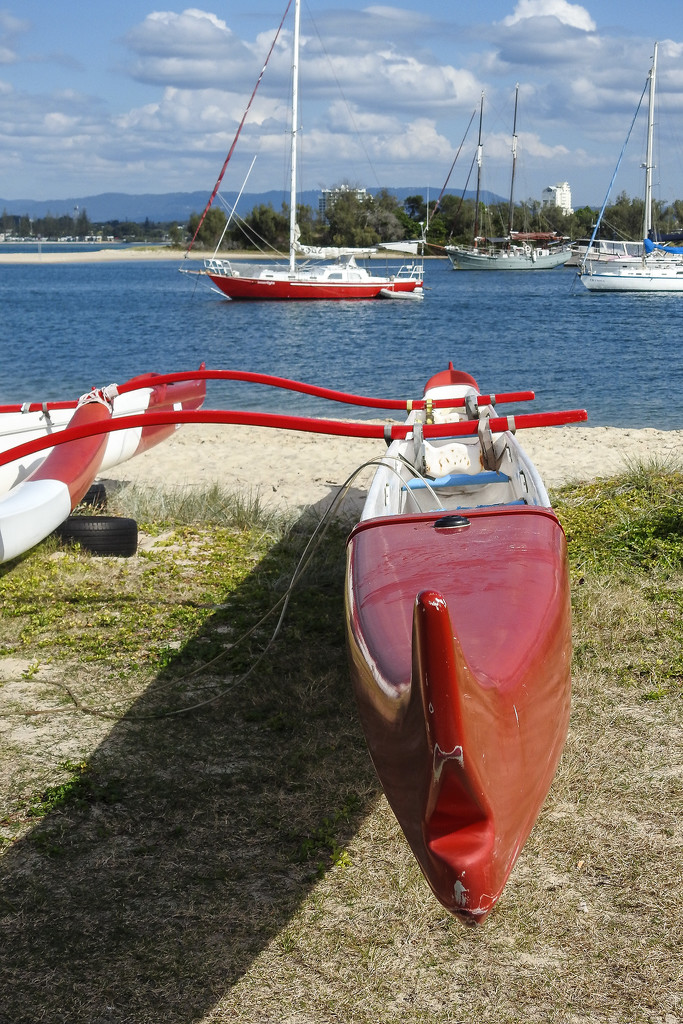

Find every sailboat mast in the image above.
[473,93,484,245]
[643,42,657,241]
[507,84,519,239]
[289,0,301,273]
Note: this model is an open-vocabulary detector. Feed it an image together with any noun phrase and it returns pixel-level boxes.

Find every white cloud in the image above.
[304,48,479,114]
[363,6,423,28]
[502,0,596,32]
[42,112,80,135]
[0,10,30,64]
[114,85,283,139]
[0,3,681,207]
[371,117,455,163]
[474,128,567,167]
[125,9,234,57]
[0,11,30,36]
[517,130,569,160]
[124,8,264,90]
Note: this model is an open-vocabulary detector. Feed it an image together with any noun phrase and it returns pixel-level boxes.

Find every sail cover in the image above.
[644,238,683,255]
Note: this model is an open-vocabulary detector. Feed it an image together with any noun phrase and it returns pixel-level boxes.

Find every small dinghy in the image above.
[345,364,584,923]
[378,286,424,300]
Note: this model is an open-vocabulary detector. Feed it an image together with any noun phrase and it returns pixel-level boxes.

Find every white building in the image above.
[541,182,573,216]
[319,185,368,216]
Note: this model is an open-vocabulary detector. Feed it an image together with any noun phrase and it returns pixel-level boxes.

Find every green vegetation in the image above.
[418,188,683,249]
[188,186,417,252]
[0,465,680,1022]
[188,185,683,253]
[26,759,125,821]
[554,459,682,703]
[1,207,174,244]
[6,184,683,252]
[556,456,683,576]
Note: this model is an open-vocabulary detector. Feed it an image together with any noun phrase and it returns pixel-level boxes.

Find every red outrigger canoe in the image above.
[345,365,582,923]
[0,363,584,917]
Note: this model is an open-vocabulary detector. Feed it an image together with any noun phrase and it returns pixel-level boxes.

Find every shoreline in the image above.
[0,248,444,265]
[0,247,204,265]
[101,422,682,514]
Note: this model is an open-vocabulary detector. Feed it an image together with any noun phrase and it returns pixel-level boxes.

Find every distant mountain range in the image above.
[0,187,502,224]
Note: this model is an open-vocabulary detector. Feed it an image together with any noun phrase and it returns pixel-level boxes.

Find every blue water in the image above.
[1,256,682,428]
[0,243,148,254]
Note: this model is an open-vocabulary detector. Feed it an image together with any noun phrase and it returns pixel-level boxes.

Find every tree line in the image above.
[188,188,683,253]
[5,187,683,251]
[1,209,178,244]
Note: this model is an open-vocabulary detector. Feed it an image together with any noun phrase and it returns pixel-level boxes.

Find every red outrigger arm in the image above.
[114,369,536,413]
[0,368,534,416]
[0,406,588,470]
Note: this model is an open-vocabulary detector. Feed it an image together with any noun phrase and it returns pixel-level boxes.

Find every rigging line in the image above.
[22,456,388,723]
[598,217,638,244]
[211,155,257,257]
[185,0,293,256]
[581,73,649,268]
[446,152,477,243]
[215,196,287,258]
[459,153,477,206]
[430,106,477,219]
[304,5,382,188]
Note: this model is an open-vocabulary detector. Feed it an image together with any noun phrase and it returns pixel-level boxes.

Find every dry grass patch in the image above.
[0,471,681,1024]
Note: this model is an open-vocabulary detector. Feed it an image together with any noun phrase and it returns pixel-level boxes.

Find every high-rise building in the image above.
[319,185,368,216]
[541,182,573,216]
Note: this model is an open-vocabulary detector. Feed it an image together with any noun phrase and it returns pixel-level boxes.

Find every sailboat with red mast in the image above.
[183,0,424,301]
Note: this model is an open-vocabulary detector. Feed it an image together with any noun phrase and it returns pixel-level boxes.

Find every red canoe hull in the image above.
[345,506,572,923]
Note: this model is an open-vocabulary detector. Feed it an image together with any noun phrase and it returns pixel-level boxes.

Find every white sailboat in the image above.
[189,0,423,301]
[567,238,644,267]
[580,43,683,293]
[445,88,571,272]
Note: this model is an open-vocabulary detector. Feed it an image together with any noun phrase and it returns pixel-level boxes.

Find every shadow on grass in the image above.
[0,503,381,1023]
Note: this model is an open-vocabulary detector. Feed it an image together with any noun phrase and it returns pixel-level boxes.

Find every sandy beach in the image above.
[100,420,682,514]
[0,246,202,265]
[0,246,433,265]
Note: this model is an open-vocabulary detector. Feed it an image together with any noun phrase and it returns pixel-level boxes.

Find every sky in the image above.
[1,0,683,211]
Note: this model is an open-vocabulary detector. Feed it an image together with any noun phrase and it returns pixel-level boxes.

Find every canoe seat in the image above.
[405,470,510,491]
[457,498,528,509]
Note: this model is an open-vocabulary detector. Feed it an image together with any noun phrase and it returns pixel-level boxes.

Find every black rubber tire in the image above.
[80,482,107,509]
[55,516,138,557]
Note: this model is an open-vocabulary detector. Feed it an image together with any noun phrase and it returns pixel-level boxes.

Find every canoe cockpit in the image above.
[360,394,549,521]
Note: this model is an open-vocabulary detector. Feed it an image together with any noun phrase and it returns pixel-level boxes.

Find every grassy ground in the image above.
[0,465,681,1024]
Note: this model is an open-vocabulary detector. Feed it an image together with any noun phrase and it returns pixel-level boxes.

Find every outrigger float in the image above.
[0,368,206,563]
[0,366,586,923]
